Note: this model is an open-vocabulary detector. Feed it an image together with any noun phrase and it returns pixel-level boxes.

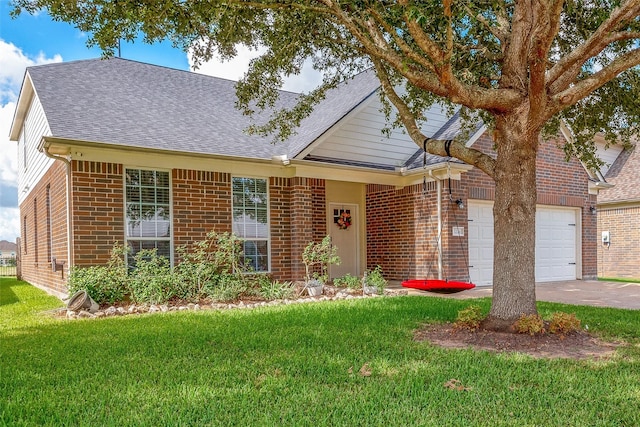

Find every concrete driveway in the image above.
[396,280,640,310]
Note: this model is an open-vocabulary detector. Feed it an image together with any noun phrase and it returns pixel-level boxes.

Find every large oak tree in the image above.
[14,0,640,330]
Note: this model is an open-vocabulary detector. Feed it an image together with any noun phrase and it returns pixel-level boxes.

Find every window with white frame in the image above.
[232,177,269,272]
[125,169,171,264]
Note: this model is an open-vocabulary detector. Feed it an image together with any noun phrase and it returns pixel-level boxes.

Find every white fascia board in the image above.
[9,73,34,141]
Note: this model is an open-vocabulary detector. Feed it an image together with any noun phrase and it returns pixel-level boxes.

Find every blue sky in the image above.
[0,3,321,242]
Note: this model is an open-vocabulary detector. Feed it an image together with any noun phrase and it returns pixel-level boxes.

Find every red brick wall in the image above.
[72,161,125,266]
[597,206,640,278]
[366,179,471,282]
[19,161,69,296]
[172,169,232,254]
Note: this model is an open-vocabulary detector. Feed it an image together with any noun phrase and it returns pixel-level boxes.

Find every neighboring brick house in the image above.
[9,58,601,297]
[596,142,640,279]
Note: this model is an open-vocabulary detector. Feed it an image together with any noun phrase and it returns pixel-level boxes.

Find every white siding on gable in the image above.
[308,99,452,168]
[595,141,623,176]
[18,93,54,205]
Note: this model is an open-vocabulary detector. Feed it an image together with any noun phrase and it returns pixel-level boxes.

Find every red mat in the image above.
[401,279,475,294]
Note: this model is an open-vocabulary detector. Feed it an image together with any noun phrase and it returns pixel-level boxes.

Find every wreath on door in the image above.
[336,211,352,230]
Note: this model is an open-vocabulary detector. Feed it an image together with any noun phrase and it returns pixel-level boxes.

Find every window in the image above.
[232,177,269,272]
[33,198,38,262]
[46,185,52,262]
[125,169,171,264]
[23,215,27,254]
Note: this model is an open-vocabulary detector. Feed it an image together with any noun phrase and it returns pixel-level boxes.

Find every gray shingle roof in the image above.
[27,58,474,167]
[28,58,301,159]
[28,58,388,161]
[600,143,640,203]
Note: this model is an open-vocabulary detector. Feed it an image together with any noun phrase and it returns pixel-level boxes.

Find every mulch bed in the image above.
[414,323,622,360]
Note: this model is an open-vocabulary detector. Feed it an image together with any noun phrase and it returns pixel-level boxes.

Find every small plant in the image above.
[513,313,546,335]
[204,272,248,302]
[362,265,386,295]
[453,305,484,330]
[333,273,361,290]
[301,235,341,284]
[549,312,581,335]
[257,278,295,301]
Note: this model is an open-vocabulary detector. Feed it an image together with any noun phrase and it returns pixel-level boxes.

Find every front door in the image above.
[328,203,359,279]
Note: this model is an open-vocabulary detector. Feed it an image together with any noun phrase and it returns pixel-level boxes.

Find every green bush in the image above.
[128,249,175,304]
[173,231,246,301]
[67,243,128,305]
[514,313,546,335]
[453,305,484,330]
[333,273,361,290]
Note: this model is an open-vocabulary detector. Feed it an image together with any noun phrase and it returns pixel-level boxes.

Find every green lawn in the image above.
[1,277,639,426]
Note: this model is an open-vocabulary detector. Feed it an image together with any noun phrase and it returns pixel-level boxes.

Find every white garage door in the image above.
[535,208,577,281]
[468,201,578,286]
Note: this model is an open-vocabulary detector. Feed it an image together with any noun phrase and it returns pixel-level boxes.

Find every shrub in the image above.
[67,243,128,305]
[128,249,175,304]
[453,305,484,330]
[549,312,581,335]
[513,313,546,335]
[333,274,361,290]
[174,231,246,301]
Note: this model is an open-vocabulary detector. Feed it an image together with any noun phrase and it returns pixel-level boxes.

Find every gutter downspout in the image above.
[428,171,443,280]
[41,141,73,275]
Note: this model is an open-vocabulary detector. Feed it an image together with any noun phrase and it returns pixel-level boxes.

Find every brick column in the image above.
[290,177,314,281]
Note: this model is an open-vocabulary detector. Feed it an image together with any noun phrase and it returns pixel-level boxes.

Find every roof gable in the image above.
[600,143,639,203]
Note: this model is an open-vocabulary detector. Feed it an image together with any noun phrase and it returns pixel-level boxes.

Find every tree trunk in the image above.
[482,113,539,331]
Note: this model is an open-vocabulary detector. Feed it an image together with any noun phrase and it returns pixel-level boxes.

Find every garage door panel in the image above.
[468,201,577,286]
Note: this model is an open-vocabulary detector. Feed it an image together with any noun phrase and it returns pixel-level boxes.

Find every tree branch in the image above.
[548,47,640,115]
[546,0,640,92]
[371,59,496,178]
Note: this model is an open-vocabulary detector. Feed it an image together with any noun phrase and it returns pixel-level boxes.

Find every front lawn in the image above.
[1,277,639,426]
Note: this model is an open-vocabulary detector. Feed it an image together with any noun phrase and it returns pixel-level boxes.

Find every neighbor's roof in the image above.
[600,143,640,204]
[0,240,17,251]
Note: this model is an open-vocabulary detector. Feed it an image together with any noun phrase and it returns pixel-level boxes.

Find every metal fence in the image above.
[0,256,17,277]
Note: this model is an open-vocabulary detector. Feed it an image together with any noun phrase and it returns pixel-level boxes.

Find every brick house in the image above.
[596,142,640,279]
[9,58,601,297]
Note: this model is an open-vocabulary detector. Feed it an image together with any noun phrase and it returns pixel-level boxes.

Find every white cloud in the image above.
[0,39,63,241]
[0,207,19,242]
[0,40,62,104]
[189,44,322,94]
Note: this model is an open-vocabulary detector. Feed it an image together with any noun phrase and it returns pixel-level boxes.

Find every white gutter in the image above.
[40,140,74,273]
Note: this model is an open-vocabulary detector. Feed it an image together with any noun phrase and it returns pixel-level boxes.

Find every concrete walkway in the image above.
[391,280,640,310]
